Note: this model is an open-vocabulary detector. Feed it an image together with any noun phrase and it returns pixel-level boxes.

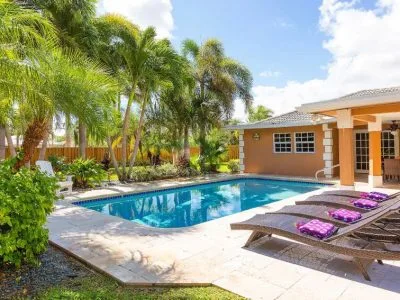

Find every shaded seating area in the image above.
[231,191,400,281]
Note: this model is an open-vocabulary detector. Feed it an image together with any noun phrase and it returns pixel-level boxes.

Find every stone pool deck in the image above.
[49,174,400,299]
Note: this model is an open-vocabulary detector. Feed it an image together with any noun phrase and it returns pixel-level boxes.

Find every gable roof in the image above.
[298,85,400,113]
[225,111,334,130]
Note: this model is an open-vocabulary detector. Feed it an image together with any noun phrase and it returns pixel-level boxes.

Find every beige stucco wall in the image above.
[243,125,325,177]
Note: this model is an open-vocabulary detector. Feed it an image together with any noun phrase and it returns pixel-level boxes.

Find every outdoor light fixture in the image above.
[252,133,260,140]
[389,121,399,136]
[390,121,399,136]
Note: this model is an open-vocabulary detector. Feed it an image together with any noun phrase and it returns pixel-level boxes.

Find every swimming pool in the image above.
[76,179,325,228]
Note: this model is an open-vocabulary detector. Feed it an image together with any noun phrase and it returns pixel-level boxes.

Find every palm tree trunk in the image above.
[39,121,52,160]
[65,115,73,147]
[5,125,16,158]
[128,96,147,176]
[183,125,190,160]
[0,125,6,160]
[199,124,206,171]
[120,91,135,181]
[106,136,121,178]
[78,120,86,159]
[15,118,48,169]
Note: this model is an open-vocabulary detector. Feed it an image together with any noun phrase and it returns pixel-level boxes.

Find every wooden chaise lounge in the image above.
[295,193,399,212]
[231,201,400,281]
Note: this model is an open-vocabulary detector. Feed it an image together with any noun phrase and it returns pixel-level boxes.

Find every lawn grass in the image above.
[36,274,243,300]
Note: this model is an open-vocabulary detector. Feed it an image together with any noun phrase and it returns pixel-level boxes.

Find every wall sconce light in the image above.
[252,133,260,140]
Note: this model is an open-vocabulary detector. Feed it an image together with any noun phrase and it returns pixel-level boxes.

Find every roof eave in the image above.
[297,94,400,114]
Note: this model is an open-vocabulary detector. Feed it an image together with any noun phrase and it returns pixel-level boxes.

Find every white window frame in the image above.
[273,133,292,153]
[294,132,315,154]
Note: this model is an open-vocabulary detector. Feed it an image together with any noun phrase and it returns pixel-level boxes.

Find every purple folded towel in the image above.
[352,198,378,209]
[328,208,362,223]
[296,219,336,239]
[360,192,389,202]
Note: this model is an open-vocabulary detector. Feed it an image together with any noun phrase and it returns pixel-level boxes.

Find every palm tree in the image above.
[0,0,56,161]
[28,0,101,158]
[182,39,253,170]
[96,15,182,180]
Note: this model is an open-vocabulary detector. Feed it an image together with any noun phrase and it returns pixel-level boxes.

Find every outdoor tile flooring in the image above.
[48,174,400,299]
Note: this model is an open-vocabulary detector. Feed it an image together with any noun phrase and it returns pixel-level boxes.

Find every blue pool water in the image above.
[76,179,325,228]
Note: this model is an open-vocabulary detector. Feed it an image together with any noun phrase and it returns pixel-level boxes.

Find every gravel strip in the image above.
[0,245,93,299]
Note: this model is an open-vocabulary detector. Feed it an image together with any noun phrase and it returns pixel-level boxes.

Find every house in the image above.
[227,86,400,189]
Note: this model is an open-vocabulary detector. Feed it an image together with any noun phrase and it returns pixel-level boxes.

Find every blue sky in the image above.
[99,0,400,120]
[171,0,329,87]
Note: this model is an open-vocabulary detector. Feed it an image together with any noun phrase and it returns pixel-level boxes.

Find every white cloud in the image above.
[259,70,281,78]
[235,0,400,120]
[97,0,174,38]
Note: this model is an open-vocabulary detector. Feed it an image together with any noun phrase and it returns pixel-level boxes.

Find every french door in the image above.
[354,130,396,173]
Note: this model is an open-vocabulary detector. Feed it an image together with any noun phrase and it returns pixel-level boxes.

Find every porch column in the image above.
[368,117,382,187]
[337,109,355,189]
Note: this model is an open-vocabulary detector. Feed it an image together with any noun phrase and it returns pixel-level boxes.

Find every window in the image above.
[381,131,395,159]
[273,133,292,153]
[295,132,315,153]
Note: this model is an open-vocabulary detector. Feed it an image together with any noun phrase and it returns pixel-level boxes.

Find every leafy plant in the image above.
[227,159,240,173]
[177,156,200,177]
[47,155,67,173]
[129,166,159,182]
[0,158,58,266]
[67,158,106,188]
[198,131,228,172]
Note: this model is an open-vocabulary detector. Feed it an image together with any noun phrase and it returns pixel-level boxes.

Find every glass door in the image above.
[354,130,396,173]
[354,131,369,173]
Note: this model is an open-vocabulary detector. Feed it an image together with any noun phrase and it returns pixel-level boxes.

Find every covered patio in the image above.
[299,86,400,189]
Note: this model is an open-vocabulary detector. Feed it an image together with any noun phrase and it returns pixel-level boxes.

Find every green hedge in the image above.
[0,158,58,266]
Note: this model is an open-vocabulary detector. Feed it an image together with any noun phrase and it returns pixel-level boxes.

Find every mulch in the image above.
[0,245,93,299]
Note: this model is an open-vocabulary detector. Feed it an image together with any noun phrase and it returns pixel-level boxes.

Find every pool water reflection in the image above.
[77,179,324,228]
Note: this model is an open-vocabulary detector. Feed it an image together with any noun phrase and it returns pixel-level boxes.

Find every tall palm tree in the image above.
[182,39,253,170]
[28,0,101,158]
[0,0,56,160]
[96,15,182,180]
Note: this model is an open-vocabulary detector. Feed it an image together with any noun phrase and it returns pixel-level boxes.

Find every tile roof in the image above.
[339,86,400,100]
[225,111,334,130]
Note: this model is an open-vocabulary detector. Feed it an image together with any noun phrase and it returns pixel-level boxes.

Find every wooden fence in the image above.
[5,145,239,164]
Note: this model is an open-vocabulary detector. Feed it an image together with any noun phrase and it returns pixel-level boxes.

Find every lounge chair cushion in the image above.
[296,219,337,239]
[328,208,362,223]
[360,192,389,202]
[352,199,379,210]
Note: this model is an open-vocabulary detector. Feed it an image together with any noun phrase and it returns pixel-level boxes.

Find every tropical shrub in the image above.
[130,166,159,182]
[0,158,58,266]
[67,158,106,188]
[227,159,240,173]
[47,155,68,173]
[130,163,179,182]
[157,163,178,178]
[177,157,200,177]
[198,140,227,172]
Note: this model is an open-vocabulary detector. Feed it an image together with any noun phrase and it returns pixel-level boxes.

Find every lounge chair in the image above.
[319,190,400,199]
[266,204,400,238]
[36,160,73,196]
[231,201,400,281]
[295,193,400,212]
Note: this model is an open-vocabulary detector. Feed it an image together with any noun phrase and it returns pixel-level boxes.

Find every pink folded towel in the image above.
[360,192,389,202]
[352,198,378,210]
[328,209,362,223]
[296,219,337,239]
